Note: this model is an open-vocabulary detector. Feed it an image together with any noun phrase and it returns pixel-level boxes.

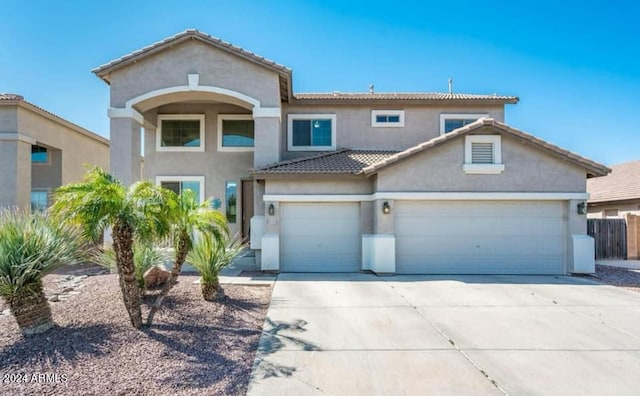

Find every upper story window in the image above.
[440,113,488,134]
[463,135,505,174]
[157,176,205,203]
[31,145,48,163]
[371,110,405,127]
[287,114,337,151]
[157,114,205,152]
[217,114,254,152]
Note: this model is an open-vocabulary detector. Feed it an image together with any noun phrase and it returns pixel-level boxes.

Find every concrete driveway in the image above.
[247,273,640,396]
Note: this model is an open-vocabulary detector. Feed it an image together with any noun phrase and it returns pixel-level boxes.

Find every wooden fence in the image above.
[587,219,627,260]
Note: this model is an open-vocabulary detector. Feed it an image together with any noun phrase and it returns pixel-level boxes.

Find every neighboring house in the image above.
[587,160,640,218]
[0,94,109,209]
[93,29,609,275]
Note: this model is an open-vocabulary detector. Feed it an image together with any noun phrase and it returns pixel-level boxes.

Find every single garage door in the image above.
[280,202,360,272]
[395,201,565,274]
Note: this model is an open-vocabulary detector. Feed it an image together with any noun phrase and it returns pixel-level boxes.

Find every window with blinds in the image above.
[471,142,494,164]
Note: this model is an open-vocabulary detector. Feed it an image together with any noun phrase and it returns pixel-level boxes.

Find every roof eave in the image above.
[289,98,519,105]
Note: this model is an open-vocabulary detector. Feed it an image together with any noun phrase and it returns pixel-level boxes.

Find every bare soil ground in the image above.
[591,264,640,293]
[0,269,272,395]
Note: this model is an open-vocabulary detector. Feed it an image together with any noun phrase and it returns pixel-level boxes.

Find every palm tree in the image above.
[95,241,169,291]
[146,189,228,326]
[187,233,246,301]
[52,168,174,329]
[0,210,88,335]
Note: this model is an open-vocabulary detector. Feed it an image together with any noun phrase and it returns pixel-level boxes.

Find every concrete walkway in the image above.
[597,260,640,270]
[248,273,640,396]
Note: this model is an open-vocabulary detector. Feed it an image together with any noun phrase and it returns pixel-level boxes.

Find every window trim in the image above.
[287,114,337,151]
[217,114,254,152]
[371,110,405,128]
[463,135,505,174]
[156,176,205,203]
[156,114,205,152]
[440,113,489,135]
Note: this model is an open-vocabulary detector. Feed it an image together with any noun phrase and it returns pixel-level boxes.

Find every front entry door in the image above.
[241,180,254,240]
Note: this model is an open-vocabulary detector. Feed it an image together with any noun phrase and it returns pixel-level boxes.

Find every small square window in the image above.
[157,176,204,203]
[287,114,336,151]
[226,181,237,223]
[157,114,205,152]
[440,114,488,134]
[218,115,254,151]
[372,110,405,127]
[31,145,48,163]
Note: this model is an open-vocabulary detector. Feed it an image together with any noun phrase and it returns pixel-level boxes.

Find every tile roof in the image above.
[360,118,610,178]
[0,93,24,101]
[0,93,109,145]
[251,149,399,174]
[293,92,519,103]
[92,29,292,101]
[252,119,609,178]
[587,160,640,203]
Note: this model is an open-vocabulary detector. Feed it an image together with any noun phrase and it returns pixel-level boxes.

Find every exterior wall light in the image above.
[268,203,275,216]
[382,201,391,215]
[577,201,587,215]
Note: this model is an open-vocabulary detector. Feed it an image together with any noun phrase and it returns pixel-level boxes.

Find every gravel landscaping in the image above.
[0,270,272,395]
[592,264,640,293]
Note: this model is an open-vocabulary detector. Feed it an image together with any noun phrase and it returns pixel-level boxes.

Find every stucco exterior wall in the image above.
[17,107,109,184]
[375,133,587,193]
[143,102,254,233]
[587,200,640,218]
[264,176,373,195]
[280,103,504,159]
[0,107,17,131]
[108,40,281,108]
[31,148,62,191]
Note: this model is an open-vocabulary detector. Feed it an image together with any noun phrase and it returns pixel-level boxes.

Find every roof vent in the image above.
[0,93,24,101]
[448,78,453,94]
[332,91,339,96]
[369,84,374,94]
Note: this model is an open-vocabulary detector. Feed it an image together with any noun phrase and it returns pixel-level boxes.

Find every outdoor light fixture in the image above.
[577,201,587,215]
[268,203,275,216]
[382,201,391,215]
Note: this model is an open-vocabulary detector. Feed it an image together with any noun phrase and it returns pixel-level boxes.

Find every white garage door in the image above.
[395,201,565,274]
[280,202,360,272]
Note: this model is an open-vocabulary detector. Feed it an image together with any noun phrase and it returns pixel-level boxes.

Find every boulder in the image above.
[143,265,171,288]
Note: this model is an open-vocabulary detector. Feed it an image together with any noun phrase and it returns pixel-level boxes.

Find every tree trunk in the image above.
[201,277,221,301]
[7,280,54,335]
[112,222,143,329]
[146,231,189,326]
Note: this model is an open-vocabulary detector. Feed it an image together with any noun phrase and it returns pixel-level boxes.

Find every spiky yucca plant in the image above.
[95,242,169,290]
[0,210,88,335]
[187,233,246,301]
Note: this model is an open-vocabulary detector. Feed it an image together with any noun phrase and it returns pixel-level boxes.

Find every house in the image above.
[0,94,109,209]
[93,29,609,275]
[587,160,640,219]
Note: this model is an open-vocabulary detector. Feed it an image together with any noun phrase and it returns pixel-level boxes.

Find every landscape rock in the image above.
[49,295,60,302]
[143,265,171,288]
[62,287,74,293]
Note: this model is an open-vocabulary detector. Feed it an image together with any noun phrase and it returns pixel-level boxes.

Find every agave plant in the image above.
[187,233,246,301]
[0,210,88,335]
[95,242,169,290]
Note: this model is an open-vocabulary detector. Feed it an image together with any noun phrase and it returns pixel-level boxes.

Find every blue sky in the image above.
[1,0,638,165]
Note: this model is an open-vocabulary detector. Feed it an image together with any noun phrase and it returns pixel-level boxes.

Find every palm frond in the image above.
[0,210,89,299]
[186,233,246,284]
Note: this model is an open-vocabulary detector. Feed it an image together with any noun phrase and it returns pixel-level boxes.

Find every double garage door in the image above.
[280,201,565,274]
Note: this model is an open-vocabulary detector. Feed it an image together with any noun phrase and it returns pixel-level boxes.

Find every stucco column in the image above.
[567,199,591,273]
[109,117,142,185]
[0,138,32,208]
[363,199,396,274]
[253,116,281,168]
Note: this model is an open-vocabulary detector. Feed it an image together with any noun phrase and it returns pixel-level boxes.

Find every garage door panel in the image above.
[396,201,566,275]
[281,203,360,272]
